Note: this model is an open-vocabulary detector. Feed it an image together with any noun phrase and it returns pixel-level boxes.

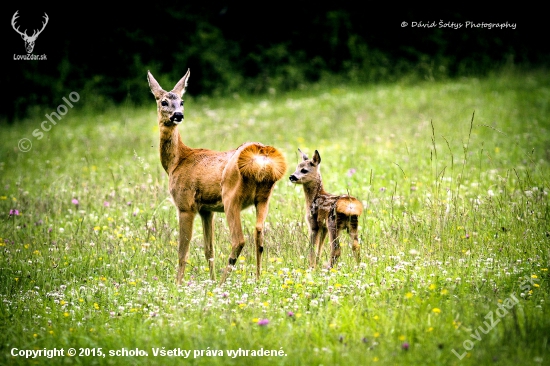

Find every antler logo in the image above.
[11,10,49,54]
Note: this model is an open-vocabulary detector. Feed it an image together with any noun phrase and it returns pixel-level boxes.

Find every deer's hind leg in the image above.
[252,184,277,279]
[328,217,342,268]
[349,215,361,263]
[254,198,271,279]
[220,192,246,284]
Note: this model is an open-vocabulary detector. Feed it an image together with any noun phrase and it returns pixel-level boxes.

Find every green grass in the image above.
[1,69,549,365]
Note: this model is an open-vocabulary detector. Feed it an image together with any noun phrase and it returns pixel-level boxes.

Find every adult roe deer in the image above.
[147,69,287,285]
[289,149,363,268]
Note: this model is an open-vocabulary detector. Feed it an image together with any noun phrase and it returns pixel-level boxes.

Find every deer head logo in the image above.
[12,11,49,54]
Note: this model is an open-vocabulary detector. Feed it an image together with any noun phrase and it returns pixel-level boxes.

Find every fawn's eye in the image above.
[161,101,168,107]
[180,101,184,106]
[301,169,308,174]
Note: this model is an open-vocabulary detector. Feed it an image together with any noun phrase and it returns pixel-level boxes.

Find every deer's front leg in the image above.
[307,217,322,268]
[308,228,319,268]
[200,210,216,281]
[176,211,195,285]
[317,227,328,266]
[305,211,321,268]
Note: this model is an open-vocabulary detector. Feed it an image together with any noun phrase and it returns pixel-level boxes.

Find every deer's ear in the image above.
[172,68,190,97]
[147,71,165,100]
[312,150,321,165]
[298,148,309,161]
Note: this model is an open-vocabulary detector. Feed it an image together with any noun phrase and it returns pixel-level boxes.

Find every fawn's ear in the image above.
[312,150,321,165]
[298,148,309,161]
[147,71,165,100]
[172,68,190,97]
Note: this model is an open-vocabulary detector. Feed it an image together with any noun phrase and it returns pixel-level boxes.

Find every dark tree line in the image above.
[2,4,547,122]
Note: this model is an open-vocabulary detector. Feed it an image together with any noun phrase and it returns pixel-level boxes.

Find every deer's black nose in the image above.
[171,112,184,122]
[289,175,298,182]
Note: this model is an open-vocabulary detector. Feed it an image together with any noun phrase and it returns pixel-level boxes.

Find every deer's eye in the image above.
[301,169,308,174]
[180,101,184,106]
[161,101,168,107]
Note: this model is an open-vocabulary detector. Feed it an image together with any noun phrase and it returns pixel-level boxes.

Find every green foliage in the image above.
[0,70,549,365]
[4,6,549,121]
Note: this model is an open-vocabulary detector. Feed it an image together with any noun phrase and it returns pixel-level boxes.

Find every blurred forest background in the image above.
[2,4,548,122]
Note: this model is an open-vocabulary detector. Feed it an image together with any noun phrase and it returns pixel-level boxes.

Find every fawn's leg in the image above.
[176,211,195,285]
[349,215,361,263]
[317,227,328,267]
[200,210,216,281]
[308,224,321,268]
[306,213,319,267]
[328,222,342,268]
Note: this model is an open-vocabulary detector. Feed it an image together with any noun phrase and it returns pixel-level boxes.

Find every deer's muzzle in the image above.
[170,112,184,123]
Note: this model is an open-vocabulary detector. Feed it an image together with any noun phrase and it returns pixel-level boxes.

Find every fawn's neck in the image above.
[159,125,191,173]
[302,176,326,208]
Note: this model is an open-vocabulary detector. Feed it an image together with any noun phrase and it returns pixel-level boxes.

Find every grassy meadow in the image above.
[1,69,549,365]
